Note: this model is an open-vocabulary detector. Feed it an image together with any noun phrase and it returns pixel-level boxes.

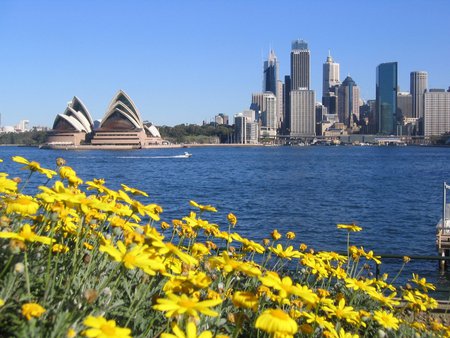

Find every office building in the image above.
[397,92,413,119]
[290,39,310,90]
[283,75,291,133]
[251,92,277,136]
[376,62,398,134]
[263,49,279,95]
[234,111,259,144]
[424,89,450,137]
[290,89,315,137]
[338,76,360,128]
[410,71,428,119]
[276,80,284,129]
[322,52,340,96]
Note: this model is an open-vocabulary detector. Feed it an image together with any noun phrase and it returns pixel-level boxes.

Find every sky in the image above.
[1,0,449,128]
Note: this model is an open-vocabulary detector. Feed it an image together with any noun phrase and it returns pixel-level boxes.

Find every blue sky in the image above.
[1,0,449,127]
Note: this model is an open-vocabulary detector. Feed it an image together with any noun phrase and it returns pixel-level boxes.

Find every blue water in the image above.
[1,145,450,294]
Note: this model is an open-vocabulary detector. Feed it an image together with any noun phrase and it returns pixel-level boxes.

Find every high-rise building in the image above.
[397,92,413,119]
[290,39,310,90]
[338,76,360,128]
[283,75,291,133]
[234,111,259,144]
[376,62,398,134]
[290,89,315,137]
[251,92,277,136]
[276,80,284,129]
[410,71,428,119]
[263,49,279,95]
[424,89,450,137]
[322,52,340,96]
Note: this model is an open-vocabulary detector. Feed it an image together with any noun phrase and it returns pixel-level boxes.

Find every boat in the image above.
[173,152,192,158]
[436,183,450,269]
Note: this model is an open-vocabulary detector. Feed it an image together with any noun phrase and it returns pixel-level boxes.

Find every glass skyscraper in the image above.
[376,62,398,135]
[290,39,310,90]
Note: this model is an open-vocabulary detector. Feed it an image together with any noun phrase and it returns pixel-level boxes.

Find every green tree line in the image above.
[0,130,47,145]
[157,124,234,144]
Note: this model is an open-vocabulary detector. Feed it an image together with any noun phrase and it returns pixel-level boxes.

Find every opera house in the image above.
[45,90,163,149]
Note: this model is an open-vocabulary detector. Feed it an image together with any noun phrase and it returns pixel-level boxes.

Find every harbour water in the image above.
[1,145,450,294]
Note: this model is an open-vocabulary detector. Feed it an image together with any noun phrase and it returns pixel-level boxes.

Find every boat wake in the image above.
[117,153,192,159]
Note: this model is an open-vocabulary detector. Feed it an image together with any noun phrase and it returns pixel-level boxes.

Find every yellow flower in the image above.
[100,241,165,275]
[259,271,318,305]
[232,291,259,311]
[269,244,301,260]
[67,328,77,338]
[373,310,399,330]
[411,273,436,292]
[52,243,70,253]
[0,175,18,193]
[255,308,298,337]
[208,251,261,277]
[227,213,237,226]
[121,184,149,197]
[286,231,296,240]
[12,156,56,178]
[5,195,39,215]
[161,322,212,338]
[0,298,4,307]
[82,315,132,338]
[301,312,335,332]
[153,293,222,319]
[322,298,360,324]
[271,229,282,240]
[337,223,362,232]
[189,200,217,213]
[0,224,54,245]
[22,302,46,320]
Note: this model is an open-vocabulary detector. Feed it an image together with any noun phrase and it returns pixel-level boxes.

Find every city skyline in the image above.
[1,0,449,128]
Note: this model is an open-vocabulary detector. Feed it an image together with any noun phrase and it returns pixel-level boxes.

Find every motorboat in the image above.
[173,152,192,158]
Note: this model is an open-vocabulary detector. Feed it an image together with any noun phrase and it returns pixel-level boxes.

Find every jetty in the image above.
[436,183,450,270]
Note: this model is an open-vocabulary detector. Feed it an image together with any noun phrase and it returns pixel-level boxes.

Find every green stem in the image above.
[24,250,31,299]
[0,255,14,279]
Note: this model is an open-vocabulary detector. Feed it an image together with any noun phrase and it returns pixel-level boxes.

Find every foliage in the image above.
[0,156,448,337]
[0,130,47,145]
[158,124,234,144]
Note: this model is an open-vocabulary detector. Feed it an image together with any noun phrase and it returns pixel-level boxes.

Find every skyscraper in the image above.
[424,89,450,137]
[290,39,310,90]
[290,89,315,137]
[322,52,340,96]
[263,49,279,95]
[410,71,428,119]
[338,76,360,128]
[376,62,398,135]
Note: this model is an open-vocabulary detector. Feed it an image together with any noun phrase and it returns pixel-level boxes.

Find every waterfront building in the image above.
[397,92,413,119]
[322,52,340,96]
[276,80,284,129]
[290,89,315,137]
[251,92,277,137]
[234,111,259,144]
[263,49,279,95]
[376,62,398,135]
[47,96,94,146]
[283,75,291,134]
[47,90,162,148]
[424,89,450,137]
[315,103,328,136]
[410,71,428,120]
[337,76,360,128]
[290,39,310,90]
